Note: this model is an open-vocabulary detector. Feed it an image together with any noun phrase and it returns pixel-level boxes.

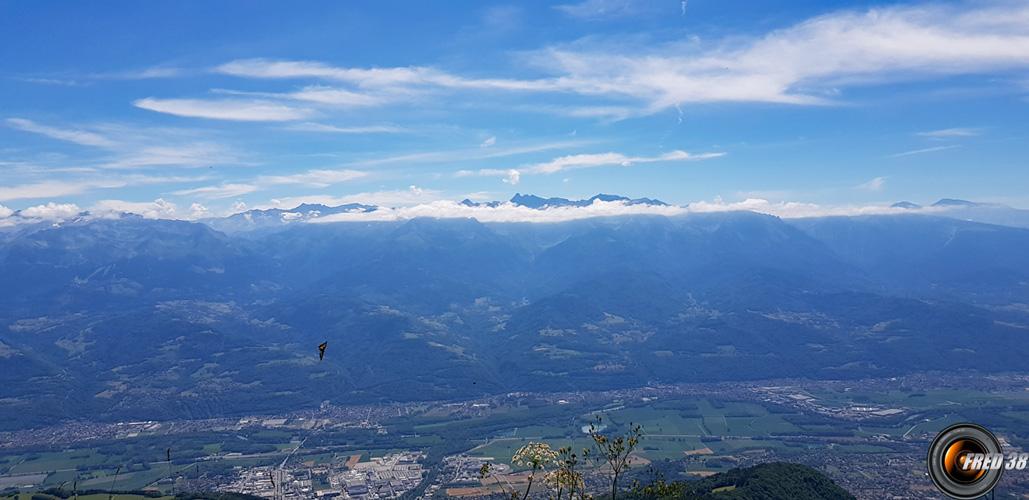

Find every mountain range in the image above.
[1,194,1027,429]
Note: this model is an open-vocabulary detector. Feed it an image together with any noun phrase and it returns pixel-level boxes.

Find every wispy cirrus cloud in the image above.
[0,174,208,202]
[134,97,314,121]
[105,144,240,169]
[13,65,185,88]
[92,65,186,80]
[0,181,99,202]
[348,140,590,168]
[284,122,407,134]
[4,117,243,169]
[6,118,117,148]
[458,149,724,184]
[916,127,984,138]
[528,2,1029,113]
[214,58,558,92]
[889,145,960,158]
[455,168,522,185]
[856,176,887,191]
[189,1,1029,119]
[258,168,369,187]
[172,183,260,200]
[523,150,723,174]
[554,0,647,20]
[171,167,371,200]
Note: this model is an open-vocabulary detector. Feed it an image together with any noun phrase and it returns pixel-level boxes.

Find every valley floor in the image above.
[2,372,1029,499]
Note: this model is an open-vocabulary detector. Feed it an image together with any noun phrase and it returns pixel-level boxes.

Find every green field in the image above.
[462,398,810,469]
[4,388,1029,490]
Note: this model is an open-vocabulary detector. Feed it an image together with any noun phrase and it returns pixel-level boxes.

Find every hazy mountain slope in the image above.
[789,215,1029,303]
[1,208,1028,429]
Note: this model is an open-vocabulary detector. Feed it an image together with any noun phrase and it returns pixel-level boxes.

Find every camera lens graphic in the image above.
[928,423,1004,499]
[942,438,987,483]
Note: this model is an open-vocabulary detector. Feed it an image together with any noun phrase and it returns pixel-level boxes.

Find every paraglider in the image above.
[318,342,328,361]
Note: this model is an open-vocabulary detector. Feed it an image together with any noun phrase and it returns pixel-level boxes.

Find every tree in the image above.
[586,415,643,500]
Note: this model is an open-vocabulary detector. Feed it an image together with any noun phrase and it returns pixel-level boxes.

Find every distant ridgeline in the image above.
[1,193,1029,428]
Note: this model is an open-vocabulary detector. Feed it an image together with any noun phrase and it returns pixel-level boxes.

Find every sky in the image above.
[1,0,1028,221]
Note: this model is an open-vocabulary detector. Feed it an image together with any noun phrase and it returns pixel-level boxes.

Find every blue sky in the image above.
[1,0,1028,220]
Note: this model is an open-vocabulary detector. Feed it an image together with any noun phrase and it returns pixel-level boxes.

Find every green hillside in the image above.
[631,462,855,500]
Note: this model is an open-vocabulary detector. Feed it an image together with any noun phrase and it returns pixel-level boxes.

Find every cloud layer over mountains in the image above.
[3,193,1027,230]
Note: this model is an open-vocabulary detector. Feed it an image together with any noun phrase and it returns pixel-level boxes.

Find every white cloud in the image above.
[503,169,521,185]
[16,77,81,86]
[124,66,183,79]
[0,204,13,219]
[4,118,243,171]
[0,180,118,201]
[480,136,497,148]
[295,196,921,224]
[460,149,723,184]
[134,97,313,121]
[456,168,522,184]
[526,150,722,174]
[350,140,589,167]
[106,144,239,169]
[94,66,185,80]
[685,198,909,218]
[284,86,386,106]
[856,176,886,191]
[264,185,443,209]
[19,202,82,220]
[555,0,642,19]
[214,58,557,92]
[156,3,1029,124]
[258,168,369,187]
[916,127,983,138]
[889,145,960,158]
[91,198,178,219]
[310,198,688,223]
[0,174,209,202]
[172,183,259,200]
[189,203,209,219]
[6,118,117,148]
[285,122,406,134]
[302,196,922,224]
[530,2,1029,113]
[169,167,369,202]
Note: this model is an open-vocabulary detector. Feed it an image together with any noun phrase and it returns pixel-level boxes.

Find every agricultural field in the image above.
[4,387,1029,492]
